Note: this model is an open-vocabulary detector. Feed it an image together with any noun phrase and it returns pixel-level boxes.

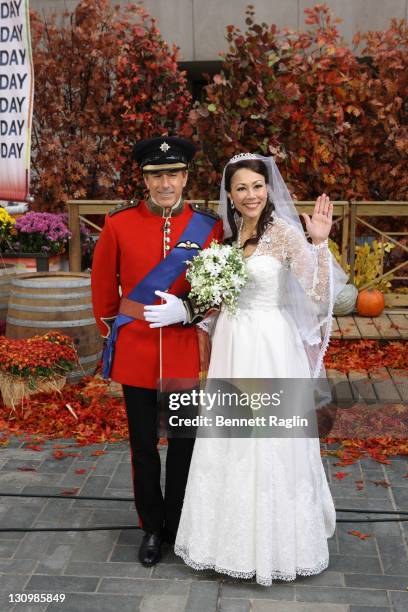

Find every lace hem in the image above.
[174,544,329,586]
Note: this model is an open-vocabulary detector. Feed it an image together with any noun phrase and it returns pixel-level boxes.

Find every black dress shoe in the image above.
[138,531,162,567]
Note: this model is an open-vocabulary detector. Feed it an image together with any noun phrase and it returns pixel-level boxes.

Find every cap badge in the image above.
[160,142,170,152]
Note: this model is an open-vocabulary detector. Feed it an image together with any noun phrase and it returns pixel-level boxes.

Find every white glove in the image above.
[144,290,187,328]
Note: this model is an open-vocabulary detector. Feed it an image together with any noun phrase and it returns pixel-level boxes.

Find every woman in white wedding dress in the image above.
[174,154,347,586]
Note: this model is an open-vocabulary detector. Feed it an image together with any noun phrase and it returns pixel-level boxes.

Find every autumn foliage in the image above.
[325,339,408,373]
[30,0,191,210]
[29,2,407,207]
[351,21,408,200]
[113,9,192,199]
[185,5,408,201]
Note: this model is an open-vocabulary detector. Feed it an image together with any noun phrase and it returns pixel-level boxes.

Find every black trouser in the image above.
[122,385,195,537]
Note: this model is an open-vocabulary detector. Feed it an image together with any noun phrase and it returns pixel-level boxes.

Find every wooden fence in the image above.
[66,199,408,308]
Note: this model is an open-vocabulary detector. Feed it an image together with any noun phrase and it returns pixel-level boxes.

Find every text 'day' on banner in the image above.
[0,0,34,201]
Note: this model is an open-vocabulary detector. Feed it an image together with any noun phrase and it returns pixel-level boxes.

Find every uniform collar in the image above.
[146,196,185,217]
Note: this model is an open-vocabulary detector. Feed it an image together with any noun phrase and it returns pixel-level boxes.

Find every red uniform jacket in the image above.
[91,200,223,388]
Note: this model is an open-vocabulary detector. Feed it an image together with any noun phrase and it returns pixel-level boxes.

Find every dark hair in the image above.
[224,158,275,248]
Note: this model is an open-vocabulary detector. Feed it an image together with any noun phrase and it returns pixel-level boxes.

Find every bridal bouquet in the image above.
[186,241,248,314]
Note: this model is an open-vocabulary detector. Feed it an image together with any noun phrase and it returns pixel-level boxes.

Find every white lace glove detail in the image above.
[144,290,187,328]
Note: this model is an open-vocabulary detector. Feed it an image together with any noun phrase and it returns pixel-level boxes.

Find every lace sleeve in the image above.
[283,223,331,304]
[196,310,219,337]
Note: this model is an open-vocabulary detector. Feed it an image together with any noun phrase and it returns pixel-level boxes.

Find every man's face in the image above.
[144,169,188,208]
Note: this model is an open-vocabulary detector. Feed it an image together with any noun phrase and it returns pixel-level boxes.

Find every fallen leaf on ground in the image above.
[348,529,372,540]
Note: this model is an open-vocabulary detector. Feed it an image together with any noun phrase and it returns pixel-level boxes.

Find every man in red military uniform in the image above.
[91,136,223,567]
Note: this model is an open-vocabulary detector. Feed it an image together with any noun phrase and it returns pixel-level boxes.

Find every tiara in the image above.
[229,152,259,164]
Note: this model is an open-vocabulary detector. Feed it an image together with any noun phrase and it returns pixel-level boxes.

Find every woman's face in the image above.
[228,168,268,223]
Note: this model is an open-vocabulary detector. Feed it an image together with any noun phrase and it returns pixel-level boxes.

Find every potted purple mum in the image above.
[1,212,72,272]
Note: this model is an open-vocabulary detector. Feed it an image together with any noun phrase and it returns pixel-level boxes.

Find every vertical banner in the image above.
[0,0,34,201]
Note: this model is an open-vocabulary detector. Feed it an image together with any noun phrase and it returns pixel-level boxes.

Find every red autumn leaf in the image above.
[335,458,357,466]
[53,443,77,449]
[91,450,107,456]
[60,488,79,496]
[53,450,82,460]
[348,529,372,540]
[17,467,37,472]
[75,469,87,474]
[335,471,351,480]
[25,445,44,452]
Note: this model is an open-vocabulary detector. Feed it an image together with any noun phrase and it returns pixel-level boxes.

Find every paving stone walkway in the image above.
[0,436,407,612]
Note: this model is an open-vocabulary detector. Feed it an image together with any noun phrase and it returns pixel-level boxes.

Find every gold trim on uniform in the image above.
[143,162,187,172]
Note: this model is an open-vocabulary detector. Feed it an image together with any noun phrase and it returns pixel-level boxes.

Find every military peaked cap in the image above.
[132,136,196,172]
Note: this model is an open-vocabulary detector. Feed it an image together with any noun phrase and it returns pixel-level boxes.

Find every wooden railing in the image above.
[66,199,408,308]
[67,199,125,273]
[349,202,408,307]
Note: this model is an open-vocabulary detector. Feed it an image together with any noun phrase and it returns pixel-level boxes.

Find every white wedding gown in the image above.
[174,217,336,586]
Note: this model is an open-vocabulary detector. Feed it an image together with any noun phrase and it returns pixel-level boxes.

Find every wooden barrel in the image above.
[0,264,17,322]
[5,272,103,381]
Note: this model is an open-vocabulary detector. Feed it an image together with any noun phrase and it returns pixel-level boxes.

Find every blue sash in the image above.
[102,211,217,378]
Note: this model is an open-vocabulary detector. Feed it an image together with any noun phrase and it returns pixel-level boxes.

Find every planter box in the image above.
[384,292,408,308]
[0,252,69,273]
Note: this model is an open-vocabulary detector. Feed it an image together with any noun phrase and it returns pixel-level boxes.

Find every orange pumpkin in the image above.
[356,288,385,317]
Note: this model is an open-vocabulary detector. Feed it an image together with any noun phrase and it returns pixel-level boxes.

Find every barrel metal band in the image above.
[12,279,91,289]
[6,317,96,328]
[9,291,92,300]
[8,303,92,313]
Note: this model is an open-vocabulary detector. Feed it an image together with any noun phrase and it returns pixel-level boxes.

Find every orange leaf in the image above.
[335,471,351,480]
[53,450,82,460]
[348,529,372,540]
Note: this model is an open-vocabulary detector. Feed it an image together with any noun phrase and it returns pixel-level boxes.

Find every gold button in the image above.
[165,245,170,251]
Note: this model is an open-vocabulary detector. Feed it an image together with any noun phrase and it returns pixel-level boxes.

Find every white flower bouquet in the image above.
[186,241,248,314]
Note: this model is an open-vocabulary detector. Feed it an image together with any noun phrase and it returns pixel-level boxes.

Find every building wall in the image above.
[31,0,408,61]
